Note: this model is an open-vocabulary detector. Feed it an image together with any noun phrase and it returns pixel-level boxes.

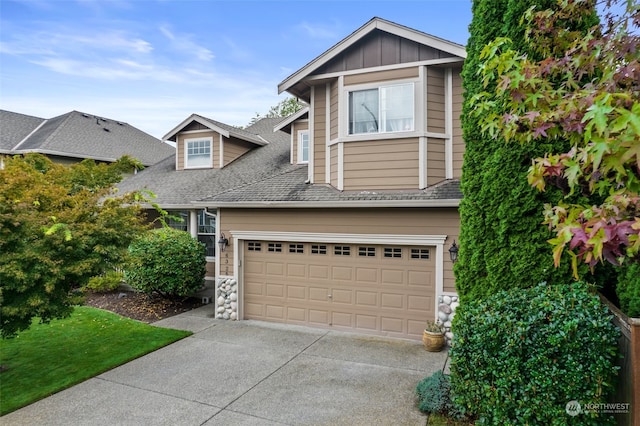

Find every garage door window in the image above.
[248,242,262,252]
[289,244,304,254]
[358,247,376,257]
[411,248,430,259]
[268,243,282,253]
[334,245,351,256]
[384,247,402,258]
[311,244,327,254]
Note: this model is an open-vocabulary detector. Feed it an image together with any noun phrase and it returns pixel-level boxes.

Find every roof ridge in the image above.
[38,111,75,149]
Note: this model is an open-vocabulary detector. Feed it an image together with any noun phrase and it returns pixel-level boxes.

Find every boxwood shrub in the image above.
[125,228,207,298]
[450,282,620,425]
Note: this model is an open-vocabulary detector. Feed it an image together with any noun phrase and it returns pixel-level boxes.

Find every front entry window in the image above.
[197,210,216,257]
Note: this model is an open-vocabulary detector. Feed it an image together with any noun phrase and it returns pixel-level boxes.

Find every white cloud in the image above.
[159,25,214,61]
[296,21,340,39]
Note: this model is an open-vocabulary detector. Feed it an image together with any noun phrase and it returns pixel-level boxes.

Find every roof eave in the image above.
[278,17,466,95]
[273,107,310,133]
[191,199,461,209]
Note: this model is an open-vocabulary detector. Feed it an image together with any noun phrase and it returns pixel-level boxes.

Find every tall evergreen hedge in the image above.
[456,0,599,302]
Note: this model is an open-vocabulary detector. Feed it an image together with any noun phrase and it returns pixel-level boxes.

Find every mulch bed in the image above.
[83,290,204,323]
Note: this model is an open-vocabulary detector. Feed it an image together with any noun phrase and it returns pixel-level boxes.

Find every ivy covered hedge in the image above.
[450,282,619,425]
[125,228,207,298]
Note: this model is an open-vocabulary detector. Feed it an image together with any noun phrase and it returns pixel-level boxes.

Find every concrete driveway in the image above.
[3,305,448,426]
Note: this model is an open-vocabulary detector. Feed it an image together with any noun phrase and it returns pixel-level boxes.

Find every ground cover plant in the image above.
[0,306,191,415]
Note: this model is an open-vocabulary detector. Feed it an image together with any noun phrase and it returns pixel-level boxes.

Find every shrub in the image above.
[617,263,640,318]
[85,270,124,292]
[125,228,207,298]
[416,371,464,420]
[450,282,620,425]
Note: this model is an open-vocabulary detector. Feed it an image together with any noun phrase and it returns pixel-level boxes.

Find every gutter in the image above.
[189,199,461,209]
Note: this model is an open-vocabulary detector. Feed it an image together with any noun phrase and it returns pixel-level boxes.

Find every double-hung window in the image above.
[185,137,212,168]
[348,83,414,135]
[197,210,216,257]
[297,130,309,164]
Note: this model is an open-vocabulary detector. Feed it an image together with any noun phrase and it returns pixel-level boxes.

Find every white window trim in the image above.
[297,130,309,164]
[184,136,213,169]
[342,78,420,139]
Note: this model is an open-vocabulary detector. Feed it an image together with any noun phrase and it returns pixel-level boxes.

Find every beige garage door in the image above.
[243,241,435,340]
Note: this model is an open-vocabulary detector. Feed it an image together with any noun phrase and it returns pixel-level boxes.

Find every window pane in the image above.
[349,89,379,134]
[186,139,211,168]
[167,210,188,231]
[381,84,414,132]
[198,234,216,257]
[299,132,309,163]
[197,210,215,234]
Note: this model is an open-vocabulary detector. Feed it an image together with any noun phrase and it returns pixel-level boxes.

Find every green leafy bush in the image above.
[85,270,124,292]
[416,371,464,420]
[450,282,619,425]
[125,228,207,298]
[617,263,640,318]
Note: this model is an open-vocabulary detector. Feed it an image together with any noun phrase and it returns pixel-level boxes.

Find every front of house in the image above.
[119,17,465,341]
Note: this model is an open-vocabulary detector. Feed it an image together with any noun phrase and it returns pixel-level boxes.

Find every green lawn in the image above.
[0,306,192,415]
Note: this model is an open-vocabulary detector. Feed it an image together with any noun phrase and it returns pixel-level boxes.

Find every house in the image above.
[0,109,174,166]
[118,17,465,341]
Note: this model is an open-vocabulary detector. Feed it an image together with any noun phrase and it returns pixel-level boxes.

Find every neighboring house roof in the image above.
[118,115,461,208]
[163,113,268,146]
[0,110,175,166]
[278,16,466,99]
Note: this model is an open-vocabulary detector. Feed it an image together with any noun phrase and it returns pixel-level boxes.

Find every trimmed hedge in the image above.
[125,228,207,298]
[450,282,619,425]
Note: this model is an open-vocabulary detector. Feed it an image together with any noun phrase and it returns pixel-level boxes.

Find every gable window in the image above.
[185,137,212,168]
[297,130,309,164]
[348,83,414,134]
[197,210,216,257]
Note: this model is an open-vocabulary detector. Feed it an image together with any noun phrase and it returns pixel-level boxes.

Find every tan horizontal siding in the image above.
[343,139,418,190]
[221,207,460,293]
[330,80,339,141]
[427,67,445,133]
[314,87,327,182]
[330,144,338,187]
[343,66,419,86]
[223,137,252,166]
[452,69,464,179]
[427,137,446,186]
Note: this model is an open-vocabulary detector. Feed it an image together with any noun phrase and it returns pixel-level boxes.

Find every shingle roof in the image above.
[0,110,45,151]
[0,110,175,166]
[117,115,462,207]
[117,117,296,206]
[201,167,461,206]
[163,113,267,146]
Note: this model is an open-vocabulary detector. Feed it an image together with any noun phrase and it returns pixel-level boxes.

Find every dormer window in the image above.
[185,137,212,169]
[297,130,309,164]
[348,83,414,134]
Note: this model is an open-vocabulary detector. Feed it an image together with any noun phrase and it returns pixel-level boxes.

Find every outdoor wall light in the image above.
[449,241,459,263]
[218,233,229,252]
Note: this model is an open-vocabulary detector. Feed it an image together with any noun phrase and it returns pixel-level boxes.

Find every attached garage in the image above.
[235,232,446,341]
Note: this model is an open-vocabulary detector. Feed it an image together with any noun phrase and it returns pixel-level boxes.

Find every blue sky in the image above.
[0,0,472,139]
